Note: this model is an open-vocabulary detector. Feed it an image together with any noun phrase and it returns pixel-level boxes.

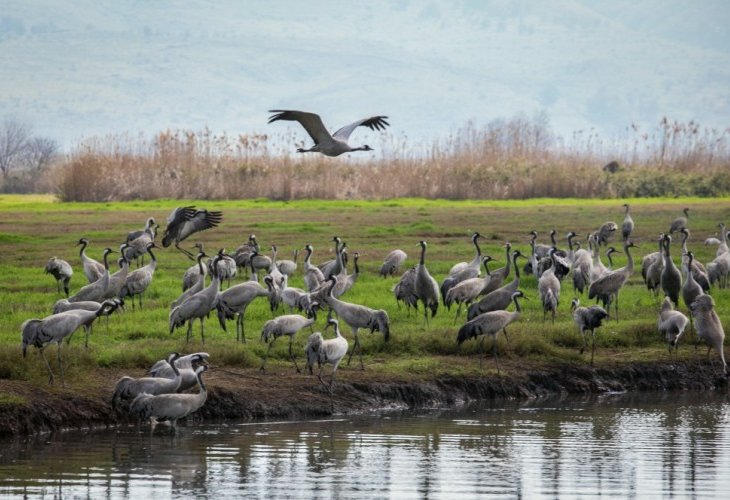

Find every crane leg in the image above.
[175,242,196,260]
[186,321,193,344]
[502,328,511,347]
[57,342,65,388]
[288,337,301,373]
[590,329,596,366]
[260,339,276,373]
[478,336,486,369]
[38,346,54,385]
[492,335,500,375]
[200,317,205,345]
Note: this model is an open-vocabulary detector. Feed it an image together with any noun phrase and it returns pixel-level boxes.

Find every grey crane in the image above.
[102,244,131,301]
[588,236,610,282]
[217,275,277,342]
[22,300,118,385]
[44,256,73,296]
[259,310,317,373]
[51,297,123,343]
[182,244,208,292]
[68,247,114,303]
[681,252,705,323]
[669,207,690,234]
[570,298,609,365]
[120,242,158,309]
[446,232,483,277]
[467,250,525,320]
[643,234,665,296]
[303,244,326,292]
[266,245,286,292]
[379,249,407,278]
[277,249,299,277]
[233,233,259,275]
[716,222,729,256]
[588,240,638,321]
[622,203,634,241]
[172,251,208,310]
[77,238,104,283]
[457,290,526,373]
[658,297,689,355]
[130,364,209,429]
[393,267,419,314]
[112,352,182,411]
[319,236,345,280]
[281,281,311,312]
[162,206,223,259]
[660,235,682,306]
[208,248,237,289]
[595,221,618,246]
[332,252,360,298]
[538,249,561,323]
[679,229,711,292]
[305,317,349,388]
[690,294,726,375]
[169,256,222,344]
[415,240,440,324]
[571,238,593,295]
[124,217,158,267]
[480,242,513,297]
[323,275,390,370]
[147,352,210,392]
[444,256,494,321]
[268,109,389,156]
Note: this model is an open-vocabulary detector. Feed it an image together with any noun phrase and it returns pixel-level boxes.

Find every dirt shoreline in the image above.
[1,359,727,437]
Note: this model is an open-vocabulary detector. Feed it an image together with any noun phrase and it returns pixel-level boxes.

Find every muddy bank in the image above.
[1,359,727,437]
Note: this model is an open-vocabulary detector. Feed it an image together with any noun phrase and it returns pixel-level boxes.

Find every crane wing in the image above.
[268,110,331,145]
[332,116,390,141]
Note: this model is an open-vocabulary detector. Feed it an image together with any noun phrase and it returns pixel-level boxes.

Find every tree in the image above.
[0,118,31,177]
[23,136,59,172]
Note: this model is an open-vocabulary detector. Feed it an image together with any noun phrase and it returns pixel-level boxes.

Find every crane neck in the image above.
[504,245,512,276]
[512,295,522,313]
[79,240,87,257]
[512,252,521,279]
[419,244,426,266]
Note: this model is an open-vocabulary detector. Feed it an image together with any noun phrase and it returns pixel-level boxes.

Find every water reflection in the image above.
[1,391,729,498]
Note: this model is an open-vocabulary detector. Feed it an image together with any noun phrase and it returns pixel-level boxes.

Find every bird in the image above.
[44,256,73,296]
[303,244,326,292]
[622,203,634,241]
[323,275,390,370]
[265,245,287,292]
[690,294,726,375]
[21,300,119,385]
[147,352,210,392]
[112,352,183,411]
[716,222,729,256]
[669,207,690,234]
[660,235,682,306]
[277,248,299,277]
[467,250,525,320]
[77,238,104,283]
[120,242,159,309]
[208,248,237,289]
[379,249,407,278]
[571,298,609,365]
[169,256,222,344]
[259,311,317,373]
[457,290,526,373]
[445,232,483,278]
[182,244,208,292]
[681,252,705,323]
[233,234,259,275]
[67,247,114,303]
[319,237,345,280]
[595,222,618,246]
[643,234,666,296]
[268,110,389,156]
[588,240,638,321]
[678,229,710,292]
[102,245,131,301]
[162,206,223,259]
[479,242,513,297]
[129,364,209,429]
[217,275,278,342]
[172,251,208,310]
[538,249,561,323]
[657,297,689,355]
[124,217,158,267]
[392,267,419,314]
[332,251,360,298]
[304,317,349,388]
[415,240,440,324]
[444,255,494,321]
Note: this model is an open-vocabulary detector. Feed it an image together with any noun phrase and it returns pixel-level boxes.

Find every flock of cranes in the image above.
[21,200,730,428]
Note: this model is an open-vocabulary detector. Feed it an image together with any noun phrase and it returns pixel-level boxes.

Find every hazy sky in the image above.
[1,1,729,151]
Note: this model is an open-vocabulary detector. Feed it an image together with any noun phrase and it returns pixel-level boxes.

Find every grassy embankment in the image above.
[0,195,729,400]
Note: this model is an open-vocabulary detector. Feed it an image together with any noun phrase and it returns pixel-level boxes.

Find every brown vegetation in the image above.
[44,116,730,201]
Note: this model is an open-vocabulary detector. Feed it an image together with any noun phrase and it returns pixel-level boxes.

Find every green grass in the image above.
[1,195,729,385]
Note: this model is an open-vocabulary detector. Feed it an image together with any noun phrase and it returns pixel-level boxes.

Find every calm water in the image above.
[1,391,729,499]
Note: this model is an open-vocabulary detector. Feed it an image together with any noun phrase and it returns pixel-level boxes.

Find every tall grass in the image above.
[50,116,730,202]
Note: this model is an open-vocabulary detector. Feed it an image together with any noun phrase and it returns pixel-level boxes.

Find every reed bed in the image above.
[47,117,730,202]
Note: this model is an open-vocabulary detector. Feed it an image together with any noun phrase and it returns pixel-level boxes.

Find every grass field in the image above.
[0,194,729,389]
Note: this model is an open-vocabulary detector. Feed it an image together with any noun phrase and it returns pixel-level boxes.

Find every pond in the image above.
[1,390,729,498]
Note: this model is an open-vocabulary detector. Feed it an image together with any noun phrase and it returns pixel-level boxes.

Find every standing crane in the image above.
[120,242,159,308]
[657,297,689,356]
[690,294,726,375]
[169,256,222,344]
[588,240,638,321]
[415,240,440,324]
[259,311,317,373]
[571,298,609,365]
[44,256,73,297]
[305,317,349,389]
[147,352,210,392]
[77,238,104,283]
[622,203,634,241]
[379,249,407,278]
[112,352,182,410]
[457,290,526,373]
